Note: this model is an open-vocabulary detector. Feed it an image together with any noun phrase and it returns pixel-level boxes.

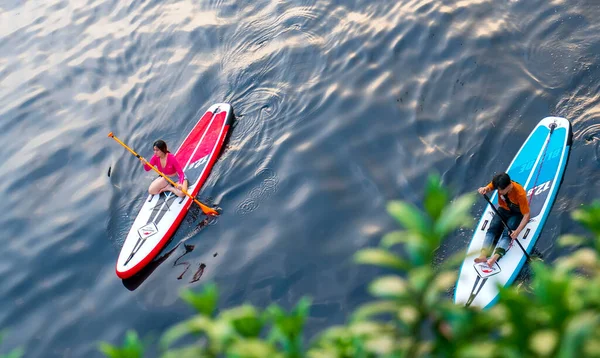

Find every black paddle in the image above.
[482,194,531,261]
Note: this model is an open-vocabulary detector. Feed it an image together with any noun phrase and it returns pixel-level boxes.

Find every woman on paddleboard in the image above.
[141,140,188,197]
[475,173,530,267]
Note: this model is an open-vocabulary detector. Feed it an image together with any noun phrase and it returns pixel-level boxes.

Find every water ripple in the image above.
[3,0,600,356]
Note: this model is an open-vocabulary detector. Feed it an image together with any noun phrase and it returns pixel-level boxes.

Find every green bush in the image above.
[0,331,23,358]
[101,174,600,357]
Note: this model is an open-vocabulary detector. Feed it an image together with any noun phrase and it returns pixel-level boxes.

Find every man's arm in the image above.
[478,182,495,195]
[511,212,530,239]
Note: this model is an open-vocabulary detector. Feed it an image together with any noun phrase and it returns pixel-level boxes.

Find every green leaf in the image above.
[180,283,218,317]
[160,316,212,350]
[0,330,23,358]
[310,325,349,344]
[558,234,588,248]
[404,238,431,266]
[351,301,399,322]
[98,330,143,358]
[227,339,283,358]
[354,249,410,271]
[531,261,572,316]
[397,305,420,326]
[557,312,600,358]
[438,250,469,271]
[160,345,208,358]
[424,173,450,221]
[408,266,434,294]
[348,321,389,337]
[307,325,363,358]
[434,193,476,238]
[266,299,311,337]
[368,275,409,299]
[387,201,432,238]
[571,201,600,237]
[265,300,310,356]
[457,341,499,358]
[363,334,396,356]
[555,248,598,274]
[124,331,143,352]
[306,348,345,358]
[293,297,312,319]
[220,305,264,338]
[1,348,24,358]
[264,304,285,322]
[98,343,119,358]
[209,319,237,352]
[433,271,458,293]
[380,230,410,248]
[423,272,455,309]
[584,338,600,357]
[530,330,558,357]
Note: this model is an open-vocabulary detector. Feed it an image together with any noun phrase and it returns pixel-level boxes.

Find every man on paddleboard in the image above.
[475,173,530,267]
[141,140,189,197]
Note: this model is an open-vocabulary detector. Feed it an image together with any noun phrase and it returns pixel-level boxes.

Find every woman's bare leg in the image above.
[148,177,169,195]
[172,180,189,198]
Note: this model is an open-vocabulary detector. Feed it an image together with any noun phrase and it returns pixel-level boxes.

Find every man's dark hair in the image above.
[492,173,511,190]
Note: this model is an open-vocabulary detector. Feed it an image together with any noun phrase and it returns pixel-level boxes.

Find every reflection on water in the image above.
[122,242,207,291]
[1,0,600,356]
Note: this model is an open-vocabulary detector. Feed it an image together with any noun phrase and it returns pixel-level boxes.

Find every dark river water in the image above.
[2,0,600,356]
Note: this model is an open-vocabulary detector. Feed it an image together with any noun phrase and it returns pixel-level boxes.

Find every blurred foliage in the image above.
[0,331,23,358]
[101,174,600,357]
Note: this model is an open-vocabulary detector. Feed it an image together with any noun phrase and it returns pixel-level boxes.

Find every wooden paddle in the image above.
[108,132,219,216]
[482,194,531,261]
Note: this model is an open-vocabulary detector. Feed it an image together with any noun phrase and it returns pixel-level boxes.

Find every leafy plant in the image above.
[0,331,23,358]
[100,175,600,357]
[99,330,144,358]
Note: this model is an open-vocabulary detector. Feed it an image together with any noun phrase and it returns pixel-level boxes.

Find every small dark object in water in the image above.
[213,253,218,257]
[108,166,112,177]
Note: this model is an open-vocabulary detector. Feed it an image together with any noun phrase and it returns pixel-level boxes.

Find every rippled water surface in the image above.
[2,0,600,356]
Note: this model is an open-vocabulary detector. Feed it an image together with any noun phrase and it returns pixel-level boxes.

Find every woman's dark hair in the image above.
[492,172,511,190]
[153,140,169,154]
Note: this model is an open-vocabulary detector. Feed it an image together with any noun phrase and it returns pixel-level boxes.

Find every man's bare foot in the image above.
[474,256,487,263]
[474,250,489,263]
[487,254,500,267]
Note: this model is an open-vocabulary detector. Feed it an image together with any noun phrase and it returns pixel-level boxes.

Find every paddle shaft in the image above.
[482,194,530,260]
[108,132,219,216]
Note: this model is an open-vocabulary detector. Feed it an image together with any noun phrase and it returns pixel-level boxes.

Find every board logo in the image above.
[189,155,209,170]
[527,180,552,197]
[473,262,501,278]
[137,222,158,240]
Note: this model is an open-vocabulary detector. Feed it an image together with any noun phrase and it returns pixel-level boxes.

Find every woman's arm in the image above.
[143,155,157,172]
[170,154,186,184]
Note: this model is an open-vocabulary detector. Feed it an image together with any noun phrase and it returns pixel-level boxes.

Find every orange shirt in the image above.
[485,181,530,215]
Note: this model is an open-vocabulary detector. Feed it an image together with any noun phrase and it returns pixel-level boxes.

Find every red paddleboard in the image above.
[116,103,234,279]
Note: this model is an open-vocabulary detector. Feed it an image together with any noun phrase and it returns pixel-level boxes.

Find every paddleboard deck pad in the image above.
[116,103,234,279]
[454,116,572,308]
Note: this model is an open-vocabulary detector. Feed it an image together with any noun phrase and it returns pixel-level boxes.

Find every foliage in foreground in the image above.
[0,331,23,358]
[101,174,600,357]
